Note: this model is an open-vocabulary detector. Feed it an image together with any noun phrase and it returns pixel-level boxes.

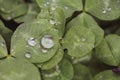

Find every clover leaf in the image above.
[85,0,120,20]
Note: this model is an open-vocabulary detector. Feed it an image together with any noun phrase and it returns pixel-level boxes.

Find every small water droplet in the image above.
[7,17,11,20]
[0,7,5,11]
[41,35,54,49]
[28,37,36,46]
[1,42,4,46]
[64,6,68,10]
[102,10,107,13]
[51,7,56,10]
[52,0,56,2]
[46,2,50,5]
[25,53,31,59]
[81,38,86,42]
[50,20,56,25]
[117,0,120,3]
[42,49,47,53]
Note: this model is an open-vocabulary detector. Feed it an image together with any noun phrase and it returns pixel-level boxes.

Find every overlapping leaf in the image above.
[85,0,120,20]
[11,19,60,63]
[0,58,41,80]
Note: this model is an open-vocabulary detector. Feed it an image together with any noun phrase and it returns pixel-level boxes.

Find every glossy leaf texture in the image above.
[85,0,120,20]
[95,34,120,66]
[0,0,28,20]
[63,13,97,57]
[11,19,60,63]
[73,64,93,80]
[94,70,120,80]
[0,35,7,58]
[42,59,74,80]
[37,45,64,70]
[0,57,41,80]
[36,0,83,18]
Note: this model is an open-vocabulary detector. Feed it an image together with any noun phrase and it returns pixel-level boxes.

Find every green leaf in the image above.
[0,35,7,58]
[36,0,83,18]
[95,34,120,66]
[85,0,120,20]
[94,70,120,80]
[0,0,28,20]
[0,20,13,47]
[11,19,60,63]
[0,57,41,80]
[15,2,40,23]
[42,59,74,80]
[37,45,64,70]
[73,64,93,80]
[63,20,95,57]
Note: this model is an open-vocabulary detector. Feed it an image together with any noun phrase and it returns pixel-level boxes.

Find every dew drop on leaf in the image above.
[41,35,54,49]
[64,6,68,10]
[50,20,55,25]
[42,48,47,53]
[25,53,31,59]
[27,37,36,46]
[0,42,4,46]
[81,38,86,42]
[51,7,56,10]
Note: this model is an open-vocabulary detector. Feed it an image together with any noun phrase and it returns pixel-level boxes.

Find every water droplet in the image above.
[25,53,31,59]
[42,49,47,53]
[52,0,56,2]
[81,38,86,42]
[28,37,36,46]
[50,20,56,25]
[7,17,11,20]
[107,7,111,11]
[51,7,56,10]
[0,7,5,11]
[1,42,4,46]
[46,2,50,5]
[102,10,107,13]
[41,35,54,49]
[64,6,68,10]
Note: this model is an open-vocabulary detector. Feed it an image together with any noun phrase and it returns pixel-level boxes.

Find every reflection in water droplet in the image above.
[28,38,36,46]
[25,53,31,59]
[41,35,54,49]
[42,49,47,53]
[50,20,55,25]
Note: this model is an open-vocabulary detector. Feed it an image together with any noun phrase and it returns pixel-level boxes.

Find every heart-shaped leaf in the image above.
[42,59,74,80]
[0,0,28,20]
[95,34,120,66]
[85,0,120,20]
[0,20,13,48]
[0,35,7,58]
[94,70,120,80]
[36,0,83,18]
[73,64,93,80]
[11,19,60,63]
[0,57,41,80]
[15,2,40,23]
[37,45,64,70]
[62,18,95,57]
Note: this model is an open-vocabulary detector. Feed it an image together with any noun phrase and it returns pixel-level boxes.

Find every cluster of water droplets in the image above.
[102,0,112,14]
[25,35,54,59]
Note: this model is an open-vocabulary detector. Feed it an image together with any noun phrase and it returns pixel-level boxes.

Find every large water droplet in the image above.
[50,20,56,25]
[102,10,107,13]
[28,37,36,46]
[25,53,31,59]
[41,35,54,49]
